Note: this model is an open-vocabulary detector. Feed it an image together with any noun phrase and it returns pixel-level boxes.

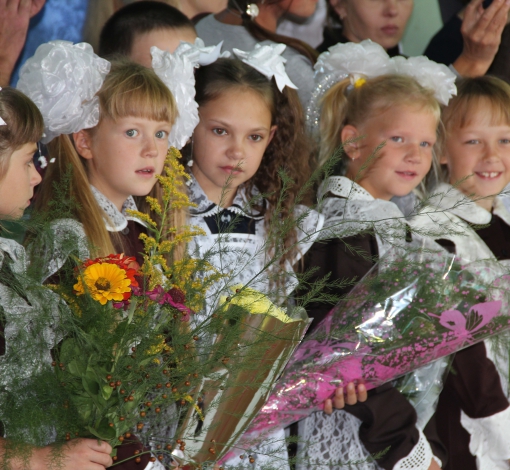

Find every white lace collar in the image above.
[317,176,408,256]
[91,186,140,232]
[429,183,510,227]
[187,174,264,219]
[318,175,374,201]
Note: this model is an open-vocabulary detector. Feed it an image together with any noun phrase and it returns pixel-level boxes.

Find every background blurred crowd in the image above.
[2,0,510,92]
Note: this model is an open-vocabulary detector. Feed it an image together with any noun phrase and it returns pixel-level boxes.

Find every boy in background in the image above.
[99,1,197,66]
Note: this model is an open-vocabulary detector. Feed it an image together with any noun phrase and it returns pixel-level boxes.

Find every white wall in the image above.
[401,0,443,56]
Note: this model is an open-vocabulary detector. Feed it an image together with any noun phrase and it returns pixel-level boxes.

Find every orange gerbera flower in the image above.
[74,262,132,305]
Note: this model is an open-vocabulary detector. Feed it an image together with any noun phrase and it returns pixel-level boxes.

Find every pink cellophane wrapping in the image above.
[221,252,510,462]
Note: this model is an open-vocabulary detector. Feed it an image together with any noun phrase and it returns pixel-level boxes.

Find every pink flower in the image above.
[146,285,166,304]
[165,287,194,321]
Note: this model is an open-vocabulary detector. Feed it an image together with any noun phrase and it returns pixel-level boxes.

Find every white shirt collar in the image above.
[429,182,510,226]
[187,174,264,219]
[91,186,139,232]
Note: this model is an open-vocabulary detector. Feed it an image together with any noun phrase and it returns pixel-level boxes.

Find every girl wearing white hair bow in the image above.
[17,41,190,268]
[0,87,114,470]
[298,40,459,470]
[184,43,368,469]
[16,41,188,470]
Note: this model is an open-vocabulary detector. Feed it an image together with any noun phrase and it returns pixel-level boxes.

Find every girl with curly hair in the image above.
[185,54,363,469]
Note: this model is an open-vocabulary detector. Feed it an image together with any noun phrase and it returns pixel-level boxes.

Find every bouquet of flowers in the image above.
[0,148,311,469]
[225,249,510,456]
[172,286,310,466]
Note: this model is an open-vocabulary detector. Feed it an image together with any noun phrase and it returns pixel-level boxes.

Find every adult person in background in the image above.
[320,0,509,77]
[0,0,46,86]
[276,0,328,48]
[425,0,510,79]
[175,0,226,20]
[195,0,319,108]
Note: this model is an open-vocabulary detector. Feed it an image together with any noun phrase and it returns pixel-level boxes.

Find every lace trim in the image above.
[90,185,139,232]
[0,238,27,274]
[318,176,373,201]
[191,201,265,220]
[460,406,510,469]
[317,177,408,257]
[393,428,434,470]
[295,410,379,470]
[187,173,264,218]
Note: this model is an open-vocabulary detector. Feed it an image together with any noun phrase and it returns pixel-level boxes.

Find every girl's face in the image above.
[442,105,510,210]
[343,104,437,200]
[333,0,413,50]
[74,116,172,211]
[191,89,276,206]
[0,142,41,219]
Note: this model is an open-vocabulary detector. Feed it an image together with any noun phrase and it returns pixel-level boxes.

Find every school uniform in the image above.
[297,176,445,470]
[410,182,510,470]
[187,175,324,470]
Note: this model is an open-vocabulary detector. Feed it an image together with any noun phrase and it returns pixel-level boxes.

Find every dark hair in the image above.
[98,1,196,57]
[193,58,313,268]
[0,87,44,179]
[227,0,318,64]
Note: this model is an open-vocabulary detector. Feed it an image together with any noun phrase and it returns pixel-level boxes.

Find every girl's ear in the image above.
[73,130,93,160]
[330,0,345,19]
[341,125,360,160]
[268,125,277,146]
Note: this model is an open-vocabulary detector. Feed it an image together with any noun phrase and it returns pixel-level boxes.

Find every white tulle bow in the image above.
[315,40,394,83]
[233,43,298,92]
[151,40,229,149]
[174,38,231,67]
[151,45,199,150]
[392,55,457,106]
[314,39,457,105]
[16,41,110,143]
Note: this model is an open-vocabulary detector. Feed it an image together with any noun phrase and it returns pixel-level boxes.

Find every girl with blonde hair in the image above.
[300,40,457,470]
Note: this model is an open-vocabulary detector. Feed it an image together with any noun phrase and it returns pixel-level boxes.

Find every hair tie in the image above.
[246,3,259,18]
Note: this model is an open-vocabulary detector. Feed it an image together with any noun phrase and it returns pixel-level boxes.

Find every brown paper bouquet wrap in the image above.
[172,286,311,467]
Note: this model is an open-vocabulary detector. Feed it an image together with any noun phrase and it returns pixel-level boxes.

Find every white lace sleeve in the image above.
[460,406,510,470]
[38,219,90,282]
[393,429,436,470]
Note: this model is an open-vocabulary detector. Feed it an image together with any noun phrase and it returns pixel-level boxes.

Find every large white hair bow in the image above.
[151,40,229,149]
[17,41,110,143]
[233,43,297,92]
[392,55,457,107]
[315,40,394,83]
[307,39,457,132]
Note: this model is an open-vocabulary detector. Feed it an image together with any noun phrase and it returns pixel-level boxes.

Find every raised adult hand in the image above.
[454,0,510,77]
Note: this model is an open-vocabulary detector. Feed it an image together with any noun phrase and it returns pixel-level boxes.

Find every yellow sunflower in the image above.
[74,263,132,305]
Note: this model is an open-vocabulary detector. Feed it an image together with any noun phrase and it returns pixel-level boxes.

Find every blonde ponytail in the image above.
[318,78,351,168]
